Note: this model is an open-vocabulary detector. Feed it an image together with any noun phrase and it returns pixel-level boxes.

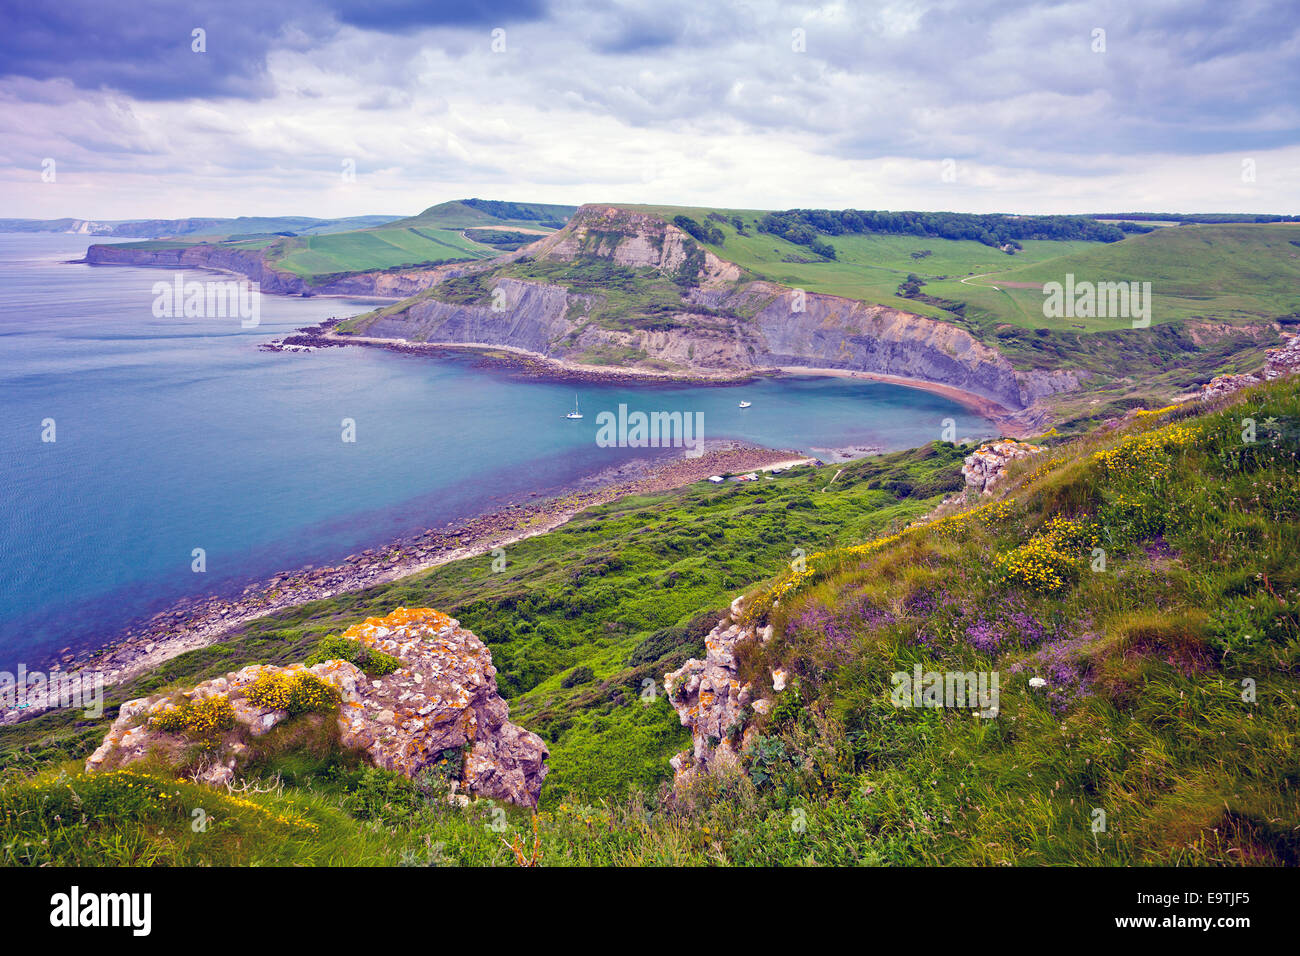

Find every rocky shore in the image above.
[4,441,811,724]
[291,322,766,387]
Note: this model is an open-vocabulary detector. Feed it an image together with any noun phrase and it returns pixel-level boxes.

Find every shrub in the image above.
[342,766,423,823]
[306,635,400,676]
[149,696,236,737]
[244,671,339,716]
[561,665,595,688]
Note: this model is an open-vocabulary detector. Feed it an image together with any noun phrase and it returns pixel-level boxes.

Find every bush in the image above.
[561,665,595,688]
[306,635,400,676]
[244,671,339,715]
[149,696,236,737]
[342,766,423,823]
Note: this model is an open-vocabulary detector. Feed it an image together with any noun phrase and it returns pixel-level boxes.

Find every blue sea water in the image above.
[0,233,996,668]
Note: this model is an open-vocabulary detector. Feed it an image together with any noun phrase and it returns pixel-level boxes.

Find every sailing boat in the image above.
[738,400,752,408]
[565,395,584,420]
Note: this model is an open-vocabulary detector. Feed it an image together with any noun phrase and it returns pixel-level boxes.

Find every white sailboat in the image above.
[565,395,584,419]
[738,400,752,408]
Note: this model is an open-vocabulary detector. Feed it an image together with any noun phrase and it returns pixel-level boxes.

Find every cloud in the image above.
[0,0,1297,217]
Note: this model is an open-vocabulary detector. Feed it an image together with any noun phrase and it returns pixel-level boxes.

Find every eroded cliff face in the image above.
[88,204,1087,412]
[354,206,1068,410]
[532,205,743,287]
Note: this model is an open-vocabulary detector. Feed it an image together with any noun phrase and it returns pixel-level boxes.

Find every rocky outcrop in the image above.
[960,439,1047,496]
[1198,332,1300,401]
[532,205,742,288]
[86,608,549,807]
[664,602,775,789]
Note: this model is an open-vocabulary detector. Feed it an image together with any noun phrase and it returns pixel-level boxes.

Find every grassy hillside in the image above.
[270,225,497,276]
[616,203,1093,320]
[930,223,1300,331]
[93,200,580,281]
[267,200,578,278]
[391,199,577,231]
[3,375,1296,865]
[615,205,1300,335]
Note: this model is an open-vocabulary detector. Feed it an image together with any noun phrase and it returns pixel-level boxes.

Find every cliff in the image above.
[83,241,497,298]
[347,204,1084,411]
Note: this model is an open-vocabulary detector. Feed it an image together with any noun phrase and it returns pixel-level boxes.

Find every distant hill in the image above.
[389,198,578,231]
[78,198,580,285]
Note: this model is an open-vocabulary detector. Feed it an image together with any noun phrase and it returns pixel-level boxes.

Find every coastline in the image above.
[772,365,1029,436]
[292,327,1028,430]
[3,440,812,724]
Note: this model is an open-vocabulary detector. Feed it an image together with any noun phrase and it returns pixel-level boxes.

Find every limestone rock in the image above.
[960,439,1046,496]
[86,608,549,808]
[665,613,761,789]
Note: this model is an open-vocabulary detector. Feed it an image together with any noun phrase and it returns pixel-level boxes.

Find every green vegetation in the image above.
[932,223,1300,331]
[3,378,1295,865]
[0,443,969,806]
[269,226,496,277]
[265,199,577,281]
[615,203,1098,319]
[305,636,400,676]
[722,376,1300,864]
[390,199,577,231]
[758,208,1135,251]
[463,228,547,250]
[614,204,1300,335]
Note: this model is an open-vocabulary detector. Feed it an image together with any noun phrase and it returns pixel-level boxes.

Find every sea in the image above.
[0,232,996,667]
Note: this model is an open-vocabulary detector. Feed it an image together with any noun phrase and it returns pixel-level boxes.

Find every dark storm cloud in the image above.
[0,0,549,100]
[334,0,546,31]
[1,0,1297,170]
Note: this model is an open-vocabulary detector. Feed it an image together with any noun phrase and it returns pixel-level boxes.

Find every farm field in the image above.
[269,226,497,277]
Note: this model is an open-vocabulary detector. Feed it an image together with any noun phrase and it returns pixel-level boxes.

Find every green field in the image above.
[618,205,1300,332]
[928,222,1300,331]
[618,203,1095,319]
[267,200,579,279]
[270,226,497,277]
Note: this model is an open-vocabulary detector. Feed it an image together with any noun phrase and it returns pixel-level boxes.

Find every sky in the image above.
[1,0,1298,220]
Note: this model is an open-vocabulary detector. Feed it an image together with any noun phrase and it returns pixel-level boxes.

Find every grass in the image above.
[270,226,497,277]
[928,222,1300,331]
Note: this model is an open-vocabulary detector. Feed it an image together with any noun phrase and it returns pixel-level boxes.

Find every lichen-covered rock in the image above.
[959,439,1046,496]
[86,608,549,808]
[665,609,767,789]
